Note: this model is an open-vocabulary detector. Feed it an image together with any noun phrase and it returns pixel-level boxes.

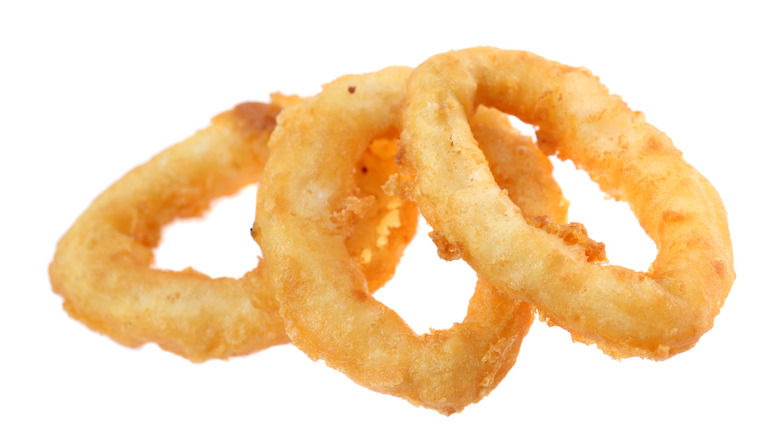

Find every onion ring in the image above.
[400,47,735,360]
[49,97,417,362]
[254,67,590,413]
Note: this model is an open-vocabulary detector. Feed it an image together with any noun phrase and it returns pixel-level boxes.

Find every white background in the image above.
[2,1,778,436]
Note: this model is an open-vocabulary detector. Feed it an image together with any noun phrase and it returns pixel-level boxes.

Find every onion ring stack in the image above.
[50,46,734,414]
[254,66,596,413]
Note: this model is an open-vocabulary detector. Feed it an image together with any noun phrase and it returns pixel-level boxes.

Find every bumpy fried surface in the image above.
[49,99,417,362]
[401,47,735,360]
[255,67,570,414]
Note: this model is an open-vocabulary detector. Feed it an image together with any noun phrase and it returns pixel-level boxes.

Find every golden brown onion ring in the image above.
[254,67,585,414]
[49,98,417,362]
[400,47,735,360]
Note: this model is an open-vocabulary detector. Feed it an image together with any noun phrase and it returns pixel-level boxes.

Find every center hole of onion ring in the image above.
[153,183,261,279]
[506,114,538,141]
[505,112,655,271]
[550,157,657,272]
[373,218,477,335]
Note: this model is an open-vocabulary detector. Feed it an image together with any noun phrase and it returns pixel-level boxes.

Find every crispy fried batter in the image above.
[49,100,417,362]
[401,47,735,360]
[255,68,570,414]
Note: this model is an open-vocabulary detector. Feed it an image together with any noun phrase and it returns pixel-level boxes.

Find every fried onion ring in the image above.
[400,47,735,360]
[254,67,585,414]
[49,98,417,362]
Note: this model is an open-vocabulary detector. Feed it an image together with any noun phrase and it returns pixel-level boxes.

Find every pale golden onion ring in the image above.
[49,99,417,362]
[400,47,735,360]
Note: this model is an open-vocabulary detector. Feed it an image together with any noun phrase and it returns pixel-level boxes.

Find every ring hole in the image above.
[373,218,477,335]
[550,157,657,272]
[153,183,261,279]
[505,114,538,141]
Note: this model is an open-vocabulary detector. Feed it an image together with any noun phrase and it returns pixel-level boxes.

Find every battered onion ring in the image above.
[254,67,590,414]
[400,47,735,360]
[49,98,417,362]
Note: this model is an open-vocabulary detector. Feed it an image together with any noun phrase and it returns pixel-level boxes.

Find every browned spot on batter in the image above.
[527,216,607,264]
[645,136,663,153]
[429,230,463,261]
[712,260,727,276]
[215,102,281,134]
[662,210,686,222]
[394,142,409,168]
[348,86,356,94]
[352,288,369,302]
